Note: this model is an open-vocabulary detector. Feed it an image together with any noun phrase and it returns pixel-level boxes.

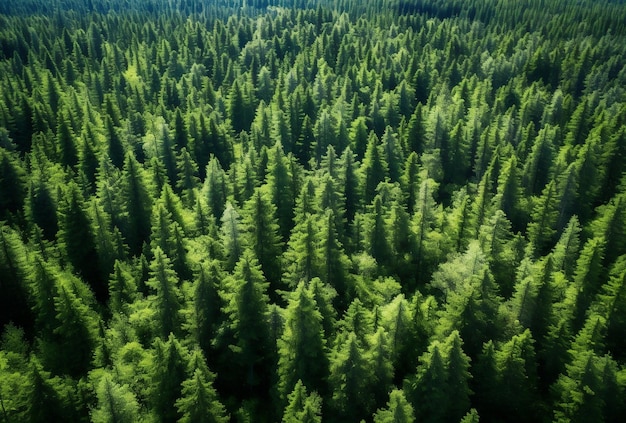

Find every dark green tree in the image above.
[50,278,98,377]
[219,251,273,392]
[25,359,66,423]
[266,142,296,240]
[361,132,389,205]
[150,334,188,423]
[405,341,448,423]
[57,182,104,297]
[328,331,374,422]
[188,261,223,359]
[121,153,153,256]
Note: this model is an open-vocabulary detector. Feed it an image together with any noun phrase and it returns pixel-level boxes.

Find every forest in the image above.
[1,0,626,421]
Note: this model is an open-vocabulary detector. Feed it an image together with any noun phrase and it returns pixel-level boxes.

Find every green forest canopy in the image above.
[1,0,626,421]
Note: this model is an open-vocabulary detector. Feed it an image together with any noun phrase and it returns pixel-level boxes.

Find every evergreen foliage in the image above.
[1,0,626,420]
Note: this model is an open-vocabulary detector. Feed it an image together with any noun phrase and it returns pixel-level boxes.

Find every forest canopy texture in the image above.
[1,0,626,422]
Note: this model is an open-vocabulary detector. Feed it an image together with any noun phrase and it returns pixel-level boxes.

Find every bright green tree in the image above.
[91,374,141,423]
[328,331,374,422]
[282,380,322,423]
[175,350,228,423]
[278,282,329,402]
[373,389,415,423]
[146,247,183,338]
[242,187,283,289]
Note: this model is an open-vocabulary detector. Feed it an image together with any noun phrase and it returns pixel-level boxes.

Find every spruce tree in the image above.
[91,374,141,423]
[242,187,283,289]
[146,247,183,339]
[277,282,328,402]
[121,153,153,256]
[373,389,415,423]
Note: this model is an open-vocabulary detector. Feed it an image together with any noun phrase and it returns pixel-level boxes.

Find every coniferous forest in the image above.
[1,0,626,421]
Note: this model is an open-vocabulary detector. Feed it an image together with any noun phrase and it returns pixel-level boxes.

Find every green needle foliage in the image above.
[0,0,626,421]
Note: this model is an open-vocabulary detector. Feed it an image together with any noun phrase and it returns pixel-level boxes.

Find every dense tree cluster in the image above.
[1,0,626,421]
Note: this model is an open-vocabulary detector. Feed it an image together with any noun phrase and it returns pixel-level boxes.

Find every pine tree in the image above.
[368,327,394,407]
[0,225,32,332]
[367,195,392,269]
[493,155,522,230]
[283,213,320,287]
[108,260,138,315]
[405,341,448,423]
[25,175,58,241]
[590,195,626,267]
[266,142,296,240]
[553,351,604,423]
[478,209,517,296]
[278,282,328,402]
[242,187,283,289]
[150,202,190,281]
[387,198,415,283]
[106,115,125,169]
[443,331,472,421]
[317,208,352,309]
[399,152,420,215]
[381,126,404,182]
[295,115,315,166]
[175,350,228,423]
[150,334,188,423]
[220,201,245,272]
[412,176,439,287]
[308,277,338,339]
[317,172,346,243]
[189,261,223,359]
[435,242,502,359]
[405,103,426,154]
[380,294,420,382]
[373,389,415,423]
[282,380,323,423]
[552,215,581,279]
[51,279,98,377]
[361,132,389,205]
[522,125,556,196]
[342,298,374,349]
[493,330,541,422]
[348,117,368,161]
[176,148,199,208]
[339,147,360,226]
[57,182,104,297]
[121,153,153,256]
[0,148,27,221]
[56,115,78,169]
[90,199,126,284]
[528,179,560,256]
[26,359,66,423]
[146,247,183,338]
[91,374,141,423]
[203,155,229,221]
[572,237,606,330]
[172,108,189,152]
[220,251,273,390]
[329,331,374,422]
[595,256,626,362]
